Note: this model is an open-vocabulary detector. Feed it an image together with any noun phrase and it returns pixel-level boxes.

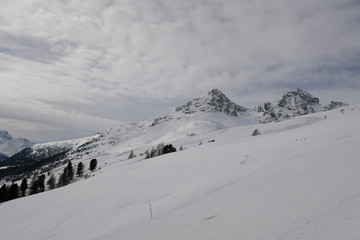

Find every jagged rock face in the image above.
[324,101,349,110]
[175,89,248,117]
[254,88,323,122]
[278,88,320,111]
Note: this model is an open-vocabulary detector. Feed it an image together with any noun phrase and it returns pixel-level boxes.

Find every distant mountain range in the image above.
[176,88,348,122]
[0,130,33,158]
[0,152,9,161]
[0,88,348,174]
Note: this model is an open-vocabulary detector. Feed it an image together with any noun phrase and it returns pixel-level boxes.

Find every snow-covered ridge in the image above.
[29,135,101,159]
[175,89,248,116]
[0,130,33,157]
[1,135,100,166]
[58,88,348,164]
[325,101,349,110]
[2,88,347,167]
[251,88,347,122]
[175,88,347,123]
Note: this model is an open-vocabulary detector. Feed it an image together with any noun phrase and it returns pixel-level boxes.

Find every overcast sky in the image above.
[1,0,359,142]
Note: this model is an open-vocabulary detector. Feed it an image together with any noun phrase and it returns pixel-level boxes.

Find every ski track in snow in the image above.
[277,191,360,240]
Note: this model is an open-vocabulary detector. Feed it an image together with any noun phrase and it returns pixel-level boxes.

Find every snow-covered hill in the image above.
[62,88,347,162]
[0,104,359,240]
[1,89,347,170]
[0,130,33,158]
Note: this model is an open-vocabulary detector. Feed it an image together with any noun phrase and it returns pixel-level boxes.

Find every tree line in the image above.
[144,143,177,159]
[0,159,98,203]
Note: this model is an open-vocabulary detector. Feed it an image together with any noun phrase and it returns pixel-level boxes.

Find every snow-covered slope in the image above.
[1,135,100,167]
[2,89,347,169]
[0,130,33,157]
[64,88,346,162]
[65,111,257,162]
[0,104,359,240]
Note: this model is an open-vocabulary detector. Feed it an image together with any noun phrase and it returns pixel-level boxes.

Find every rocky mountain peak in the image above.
[253,88,325,123]
[175,89,247,117]
[0,130,13,141]
[278,88,320,109]
[0,130,33,157]
[324,101,349,110]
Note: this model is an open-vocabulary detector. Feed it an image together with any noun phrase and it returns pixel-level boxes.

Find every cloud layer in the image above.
[1,0,359,142]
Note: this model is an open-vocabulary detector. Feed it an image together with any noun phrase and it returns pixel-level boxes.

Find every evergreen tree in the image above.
[144,149,150,159]
[76,162,84,177]
[38,174,46,192]
[156,142,164,156]
[20,178,28,197]
[66,161,74,180]
[163,144,177,154]
[0,184,8,202]
[128,151,135,159]
[252,129,260,136]
[150,147,156,158]
[47,173,56,190]
[29,176,40,195]
[8,183,19,200]
[89,159,98,172]
[57,167,69,187]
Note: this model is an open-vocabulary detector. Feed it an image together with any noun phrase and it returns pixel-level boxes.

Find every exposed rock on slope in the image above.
[324,101,349,110]
[253,88,329,122]
[175,89,248,117]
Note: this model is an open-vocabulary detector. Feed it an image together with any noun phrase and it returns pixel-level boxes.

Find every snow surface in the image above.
[0,105,359,240]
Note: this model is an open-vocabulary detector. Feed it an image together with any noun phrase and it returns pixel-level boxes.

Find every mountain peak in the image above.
[0,130,33,157]
[324,101,349,110]
[208,88,225,97]
[0,130,13,141]
[175,89,247,117]
[279,88,320,109]
[253,88,325,123]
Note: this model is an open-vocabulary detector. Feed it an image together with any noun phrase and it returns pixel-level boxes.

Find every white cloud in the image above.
[0,0,359,141]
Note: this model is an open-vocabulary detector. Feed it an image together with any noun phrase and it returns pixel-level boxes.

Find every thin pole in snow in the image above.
[149,203,153,219]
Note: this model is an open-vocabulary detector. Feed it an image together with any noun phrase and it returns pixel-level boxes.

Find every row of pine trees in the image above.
[1,142,181,203]
[0,159,98,203]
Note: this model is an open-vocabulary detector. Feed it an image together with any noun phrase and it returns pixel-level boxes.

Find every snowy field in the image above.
[0,105,359,240]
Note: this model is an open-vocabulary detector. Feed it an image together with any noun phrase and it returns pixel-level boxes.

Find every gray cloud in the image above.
[0,0,359,142]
